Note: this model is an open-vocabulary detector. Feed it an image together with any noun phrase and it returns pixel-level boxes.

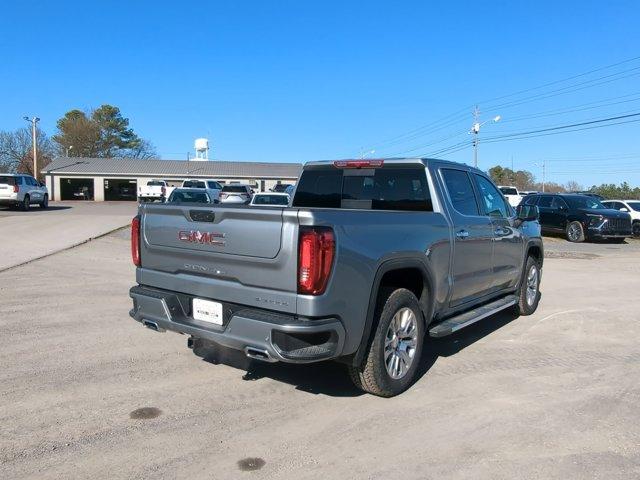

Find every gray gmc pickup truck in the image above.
[129,158,543,396]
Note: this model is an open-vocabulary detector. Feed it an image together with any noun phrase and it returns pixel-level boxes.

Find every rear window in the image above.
[147,181,164,186]
[0,176,17,185]
[222,185,249,193]
[167,190,211,203]
[499,187,518,195]
[253,194,289,205]
[183,180,206,188]
[293,165,432,211]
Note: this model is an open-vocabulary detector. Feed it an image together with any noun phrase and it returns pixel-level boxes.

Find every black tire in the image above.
[633,221,640,237]
[347,288,425,397]
[40,194,48,209]
[566,221,585,243]
[514,256,541,316]
[21,195,30,211]
[610,238,626,244]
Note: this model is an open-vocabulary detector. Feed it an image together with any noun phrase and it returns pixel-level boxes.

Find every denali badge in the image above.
[178,230,226,246]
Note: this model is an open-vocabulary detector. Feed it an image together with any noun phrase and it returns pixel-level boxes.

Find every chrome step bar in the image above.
[428,295,517,337]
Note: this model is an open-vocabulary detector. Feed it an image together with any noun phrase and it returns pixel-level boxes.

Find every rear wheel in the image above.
[21,195,30,211]
[40,194,48,209]
[514,256,541,316]
[566,221,584,242]
[348,288,424,397]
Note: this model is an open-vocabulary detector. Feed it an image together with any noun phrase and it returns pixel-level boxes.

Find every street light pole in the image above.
[469,106,500,168]
[23,116,40,177]
[66,145,73,157]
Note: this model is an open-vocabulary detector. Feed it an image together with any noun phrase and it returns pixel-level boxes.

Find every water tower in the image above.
[193,138,209,161]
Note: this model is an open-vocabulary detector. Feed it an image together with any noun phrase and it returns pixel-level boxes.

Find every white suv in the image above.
[602,199,640,237]
[181,179,223,203]
[0,174,49,211]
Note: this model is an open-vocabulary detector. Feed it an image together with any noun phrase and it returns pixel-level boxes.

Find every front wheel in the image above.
[514,256,541,316]
[348,288,425,397]
[566,221,585,243]
[40,194,48,209]
[633,222,640,237]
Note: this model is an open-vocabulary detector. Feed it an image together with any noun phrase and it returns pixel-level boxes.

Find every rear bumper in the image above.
[129,285,345,363]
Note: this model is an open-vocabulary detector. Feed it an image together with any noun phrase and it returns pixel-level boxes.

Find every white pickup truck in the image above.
[138,180,174,202]
[498,186,522,208]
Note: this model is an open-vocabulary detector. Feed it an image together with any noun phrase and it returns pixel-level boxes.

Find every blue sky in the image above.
[1,0,640,187]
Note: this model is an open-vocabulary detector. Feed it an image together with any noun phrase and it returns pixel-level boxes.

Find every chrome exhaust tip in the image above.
[244,346,276,363]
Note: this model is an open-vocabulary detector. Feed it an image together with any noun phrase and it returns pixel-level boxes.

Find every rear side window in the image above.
[0,176,16,185]
[441,169,479,216]
[293,165,432,211]
[538,196,553,208]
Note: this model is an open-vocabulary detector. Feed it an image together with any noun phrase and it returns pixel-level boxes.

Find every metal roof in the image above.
[42,157,302,179]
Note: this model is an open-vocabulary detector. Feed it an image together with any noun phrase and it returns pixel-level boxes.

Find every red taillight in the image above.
[333,160,384,169]
[13,185,19,193]
[298,227,335,295]
[220,193,228,198]
[131,216,141,266]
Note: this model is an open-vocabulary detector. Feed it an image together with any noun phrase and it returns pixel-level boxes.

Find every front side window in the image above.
[475,175,508,218]
[207,181,222,189]
[564,196,605,210]
[523,195,538,206]
[441,169,479,216]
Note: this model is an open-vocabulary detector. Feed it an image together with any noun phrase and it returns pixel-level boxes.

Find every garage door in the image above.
[61,178,94,200]
[104,179,138,201]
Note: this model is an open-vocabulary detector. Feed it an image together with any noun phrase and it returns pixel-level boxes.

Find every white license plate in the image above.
[192,298,223,325]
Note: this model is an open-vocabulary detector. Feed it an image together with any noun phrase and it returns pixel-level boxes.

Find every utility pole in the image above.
[469,106,500,169]
[542,158,546,193]
[511,155,514,184]
[23,116,40,178]
[471,106,480,168]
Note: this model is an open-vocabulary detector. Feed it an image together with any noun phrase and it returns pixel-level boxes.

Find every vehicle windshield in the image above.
[167,190,211,203]
[499,187,518,195]
[0,176,17,185]
[564,196,605,210]
[222,185,248,192]
[253,194,289,205]
[146,181,164,186]
[183,180,206,188]
[627,201,640,212]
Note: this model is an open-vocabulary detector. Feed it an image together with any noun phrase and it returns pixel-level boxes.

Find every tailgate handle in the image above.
[189,210,215,222]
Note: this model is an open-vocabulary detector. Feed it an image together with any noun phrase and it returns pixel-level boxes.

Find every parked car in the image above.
[219,184,253,204]
[270,183,292,193]
[498,185,522,207]
[601,199,640,236]
[166,188,216,204]
[181,179,223,203]
[250,192,290,206]
[522,193,632,242]
[129,158,543,397]
[139,180,175,202]
[0,174,48,210]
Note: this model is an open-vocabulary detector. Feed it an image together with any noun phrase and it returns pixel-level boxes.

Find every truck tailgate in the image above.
[138,204,300,309]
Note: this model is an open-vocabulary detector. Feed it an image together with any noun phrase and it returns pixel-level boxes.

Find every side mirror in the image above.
[516,204,539,222]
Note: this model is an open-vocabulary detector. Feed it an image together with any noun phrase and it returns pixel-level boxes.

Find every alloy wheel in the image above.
[526,265,539,306]
[384,307,418,380]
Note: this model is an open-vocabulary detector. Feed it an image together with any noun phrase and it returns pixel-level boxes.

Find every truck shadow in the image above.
[198,308,520,398]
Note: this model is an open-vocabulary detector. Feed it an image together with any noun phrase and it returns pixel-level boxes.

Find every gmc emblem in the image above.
[178,230,226,246]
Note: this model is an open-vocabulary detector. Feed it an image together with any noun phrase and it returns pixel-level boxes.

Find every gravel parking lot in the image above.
[1,226,639,479]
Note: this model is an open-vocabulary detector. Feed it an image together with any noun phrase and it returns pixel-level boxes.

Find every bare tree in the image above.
[0,126,55,179]
[565,180,583,192]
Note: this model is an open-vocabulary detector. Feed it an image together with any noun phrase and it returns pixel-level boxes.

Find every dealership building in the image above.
[41,157,302,201]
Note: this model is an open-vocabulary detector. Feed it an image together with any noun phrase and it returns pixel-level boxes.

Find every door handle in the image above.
[456,230,470,240]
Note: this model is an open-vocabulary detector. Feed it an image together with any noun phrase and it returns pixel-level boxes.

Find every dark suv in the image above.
[521,193,632,242]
